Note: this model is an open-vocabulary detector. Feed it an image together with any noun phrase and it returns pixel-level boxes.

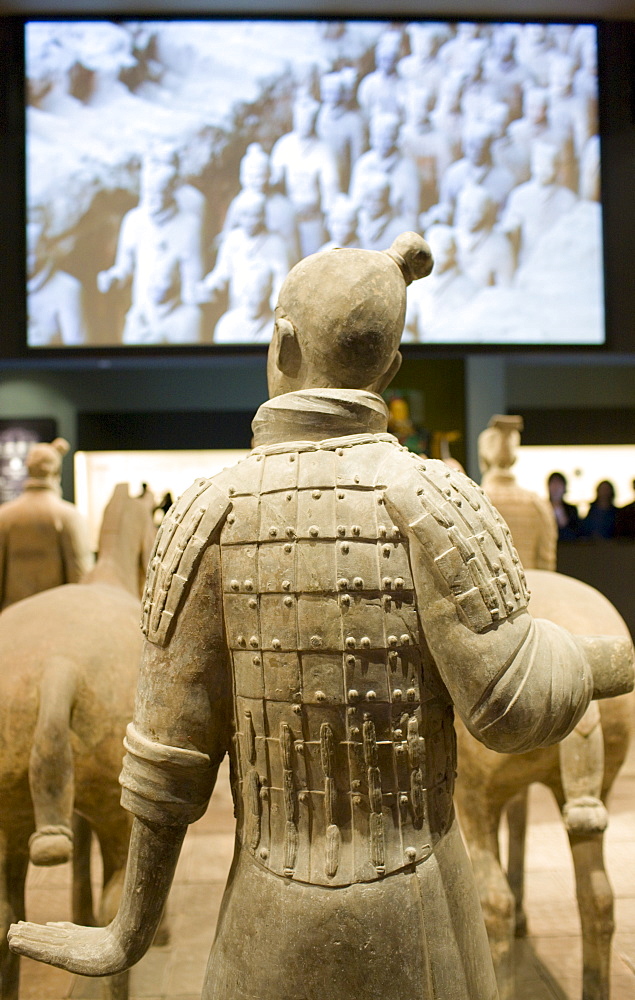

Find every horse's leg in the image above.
[0,833,28,1000]
[72,813,96,926]
[569,831,614,1000]
[28,660,76,865]
[560,702,608,835]
[504,788,529,937]
[456,786,515,1000]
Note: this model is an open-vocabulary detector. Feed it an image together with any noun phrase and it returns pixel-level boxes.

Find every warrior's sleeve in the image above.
[119,478,233,826]
[59,506,93,583]
[383,456,631,754]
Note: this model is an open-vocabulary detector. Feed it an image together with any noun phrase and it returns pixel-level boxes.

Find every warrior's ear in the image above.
[368,350,402,394]
[274,316,302,378]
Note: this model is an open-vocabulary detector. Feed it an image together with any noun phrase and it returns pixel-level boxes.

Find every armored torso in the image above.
[220,433,455,887]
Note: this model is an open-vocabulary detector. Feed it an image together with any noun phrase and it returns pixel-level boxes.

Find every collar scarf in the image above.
[252,388,389,446]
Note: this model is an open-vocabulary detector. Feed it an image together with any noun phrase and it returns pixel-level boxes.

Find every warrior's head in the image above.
[26,437,70,485]
[267,232,433,397]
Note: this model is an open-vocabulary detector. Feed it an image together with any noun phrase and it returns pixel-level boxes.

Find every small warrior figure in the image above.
[0,438,92,609]
[10,234,632,1000]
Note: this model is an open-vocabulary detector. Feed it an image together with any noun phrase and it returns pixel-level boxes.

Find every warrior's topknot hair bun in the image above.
[385,232,434,286]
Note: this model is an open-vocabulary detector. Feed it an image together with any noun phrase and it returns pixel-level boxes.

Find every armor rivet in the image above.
[289,455,296,462]
[337,491,345,500]
[348,689,359,701]
[256,454,263,462]
[352,525,361,536]
[346,636,356,649]
[353,794,362,806]
[400,634,410,645]
[340,595,351,607]
[282,580,291,591]
[416,487,424,496]
[354,475,360,484]
[492,563,500,573]
[366,690,376,701]
[299,790,309,802]
[353,577,364,589]
[421,464,427,472]
[237,635,246,647]
[444,488,451,497]
[259,847,269,860]
[286,493,293,501]
[310,635,323,648]
[230,580,240,591]
[377,494,384,505]
[337,448,344,457]
[293,704,302,715]
[252,655,261,666]
[295,741,304,752]
[245,579,254,591]
[396,744,405,754]
[348,707,356,718]
[309,525,319,537]
[394,729,403,739]
[341,542,350,554]
[228,486,235,495]
[384,596,392,610]
[351,726,360,735]
[272,638,282,650]
[312,490,321,499]
[269,526,278,537]
[250,636,259,648]
[346,654,356,666]
[260,787,268,800]
[407,688,416,701]
[405,846,417,861]
[316,690,327,701]
[506,601,514,612]
[445,470,451,478]
[284,544,292,553]
[360,636,371,648]
[382,576,392,589]
[401,796,410,807]
[285,526,295,538]
[391,527,400,539]
[363,712,371,722]
[491,608,501,620]
[338,577,349,590]
[394,577,404,589]
[284,596,293,608]
[337,525,346,536]
[382,544,391,556]
[393,689,402,700]
[378,525,387,537]
[198,478,206,486]
[388,635,398,647]
[352,779,361,790]
[227,514,235,524]
[454,498,462,507]
[249,598,257,609]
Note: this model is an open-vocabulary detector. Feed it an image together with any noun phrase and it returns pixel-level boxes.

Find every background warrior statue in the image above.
[10,234,633,1000]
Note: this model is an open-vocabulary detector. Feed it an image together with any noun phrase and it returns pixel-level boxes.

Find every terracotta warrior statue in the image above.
[10,235,633,999]
[479,415,608,836]
[0,438,92,610]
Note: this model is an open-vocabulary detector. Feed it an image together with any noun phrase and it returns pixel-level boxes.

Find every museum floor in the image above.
[20,734,635,1000]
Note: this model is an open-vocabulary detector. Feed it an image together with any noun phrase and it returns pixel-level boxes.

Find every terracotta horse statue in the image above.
[455,568,634,1000]
[0,483,156,1000]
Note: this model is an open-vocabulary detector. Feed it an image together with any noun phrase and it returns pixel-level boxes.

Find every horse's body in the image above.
[0,484,155,1000]
[455,569,634,1000]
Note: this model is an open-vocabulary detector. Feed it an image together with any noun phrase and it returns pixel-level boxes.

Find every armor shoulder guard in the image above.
[142,476,232,647]
[382,454,530,634]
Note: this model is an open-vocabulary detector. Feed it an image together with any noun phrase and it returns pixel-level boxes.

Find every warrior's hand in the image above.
[8,920,129,976]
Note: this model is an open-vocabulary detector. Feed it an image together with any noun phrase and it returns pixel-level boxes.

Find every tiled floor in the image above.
[17,733,635,1000]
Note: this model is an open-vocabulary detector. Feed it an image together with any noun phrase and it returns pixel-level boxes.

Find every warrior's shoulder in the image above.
[141,454,260,645]
[381,453,530,633]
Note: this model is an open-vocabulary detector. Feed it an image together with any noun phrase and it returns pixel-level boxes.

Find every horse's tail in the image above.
[28,658,77,866]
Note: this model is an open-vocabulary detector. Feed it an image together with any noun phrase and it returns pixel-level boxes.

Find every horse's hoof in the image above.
[563,797,608,835]
[28,826,73,866]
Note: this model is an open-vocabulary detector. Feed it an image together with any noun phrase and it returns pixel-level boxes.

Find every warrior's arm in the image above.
[384,463,634,755]
[9,535,232,974]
